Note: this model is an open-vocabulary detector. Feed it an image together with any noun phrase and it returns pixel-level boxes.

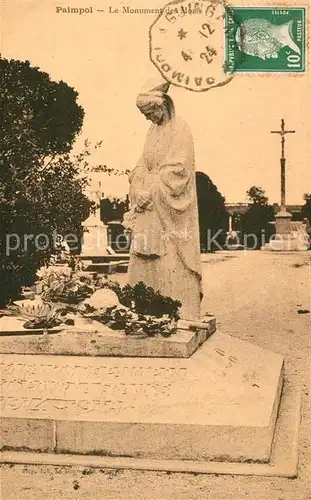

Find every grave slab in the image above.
[0,418,54,453]
[0,332,284,462]
[1,381,300,477]
[0,316,216,358]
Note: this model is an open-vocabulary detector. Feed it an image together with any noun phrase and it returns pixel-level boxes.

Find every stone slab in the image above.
[0,317,216,358]
[0,418,55,453]
[262,238,310,251]
[0,315,98,336]
[0,332,284,462]
[0,382,300,477]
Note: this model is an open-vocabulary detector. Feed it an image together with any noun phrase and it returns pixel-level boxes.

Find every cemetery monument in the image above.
[0,81,299,477]
[262,119,310,251]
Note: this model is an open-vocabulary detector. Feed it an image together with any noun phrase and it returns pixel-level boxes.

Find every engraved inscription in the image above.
[0,360,188,418]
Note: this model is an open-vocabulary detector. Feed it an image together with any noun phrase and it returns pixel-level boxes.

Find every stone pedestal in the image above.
[81,212,108,256]
[274,210,293,234]
[0,316,216,358]
[262,210,310,251]
[0,328,284,464]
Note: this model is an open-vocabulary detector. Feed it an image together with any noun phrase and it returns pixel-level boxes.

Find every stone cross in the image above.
[86,180,104,223]
[271,119,296,211]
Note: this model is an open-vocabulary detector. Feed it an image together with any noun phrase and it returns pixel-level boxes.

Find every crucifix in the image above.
[271,119,296,211]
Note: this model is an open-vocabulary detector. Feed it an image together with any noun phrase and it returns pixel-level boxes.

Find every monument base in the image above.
[0,316,216,358]
[1,379,300,477]
[0,332,284,464]
[262,234,310,252]
[262,211,310,251]
[81,222,108,256]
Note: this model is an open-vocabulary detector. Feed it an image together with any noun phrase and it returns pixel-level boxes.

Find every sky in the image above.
[2,0,310,204]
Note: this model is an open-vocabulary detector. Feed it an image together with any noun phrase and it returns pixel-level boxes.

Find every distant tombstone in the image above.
[81,185,108,256]
[81,212,108,256]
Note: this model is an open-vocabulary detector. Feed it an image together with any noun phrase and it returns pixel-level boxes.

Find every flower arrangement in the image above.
[81,303,178,337]
[79,281,181,337]
[3,253,182,336]
[36,257,95,304]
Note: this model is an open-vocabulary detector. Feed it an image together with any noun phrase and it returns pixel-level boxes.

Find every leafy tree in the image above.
[0,58,96,306]
[241,186,275,248]
[195,172,228,252]
[300,193,311,223]
[247,186,269,206]
[1,58,84,161]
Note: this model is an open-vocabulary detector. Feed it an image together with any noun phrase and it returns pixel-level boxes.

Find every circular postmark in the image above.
[149,0,234,92]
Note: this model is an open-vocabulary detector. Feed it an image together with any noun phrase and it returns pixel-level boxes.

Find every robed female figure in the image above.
[123,82,202,320]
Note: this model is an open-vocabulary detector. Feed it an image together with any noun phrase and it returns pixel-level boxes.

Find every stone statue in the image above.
[123,79,202,320]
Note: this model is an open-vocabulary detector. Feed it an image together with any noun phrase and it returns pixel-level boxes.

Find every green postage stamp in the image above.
[225,6,307,72]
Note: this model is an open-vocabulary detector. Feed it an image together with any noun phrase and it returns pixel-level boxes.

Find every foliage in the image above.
[0,59,84,164]
[246,186,269,206]
[0,142,98,306]
[110,281,181,319]
[23,314,63,330]
[195,172,228,252]
[83,304,177,337]
[0,58,115,306]
[300,193,311,223]
[35,259,181,320]
[2,254,180,334]
[241,186,275,248]
[0,58,85,305]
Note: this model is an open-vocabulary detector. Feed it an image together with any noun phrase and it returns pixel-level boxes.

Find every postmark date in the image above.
[199,22,216,38]
[200,46,217,64]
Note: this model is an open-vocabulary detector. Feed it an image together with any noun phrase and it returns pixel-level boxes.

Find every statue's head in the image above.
[236,19,301,61]
[136,79,174,125]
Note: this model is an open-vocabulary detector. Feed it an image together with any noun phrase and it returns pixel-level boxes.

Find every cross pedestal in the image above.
[275,210,293,235]
[263,211,310,251]
[261,119,310,251]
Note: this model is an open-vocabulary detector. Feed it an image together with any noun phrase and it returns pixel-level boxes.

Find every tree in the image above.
[300,193,311,223]
[1,59,84,162]
[246,186,269,206]
[195,172,228,252]
[241,186,275,248]
[0,58,93,306]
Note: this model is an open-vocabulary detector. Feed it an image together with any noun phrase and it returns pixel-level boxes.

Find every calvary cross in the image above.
[271,119,296,210]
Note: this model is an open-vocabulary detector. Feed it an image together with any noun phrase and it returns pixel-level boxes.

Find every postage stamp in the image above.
[225,7,307,73]
[149,0,234,92]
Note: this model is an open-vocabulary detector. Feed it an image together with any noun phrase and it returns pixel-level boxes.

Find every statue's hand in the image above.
[122,210,137,232]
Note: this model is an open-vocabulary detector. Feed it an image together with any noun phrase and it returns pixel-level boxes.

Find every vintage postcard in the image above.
[1,0,310,498]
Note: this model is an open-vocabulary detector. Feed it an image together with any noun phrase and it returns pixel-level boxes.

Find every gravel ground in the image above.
[1,251,310,500]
